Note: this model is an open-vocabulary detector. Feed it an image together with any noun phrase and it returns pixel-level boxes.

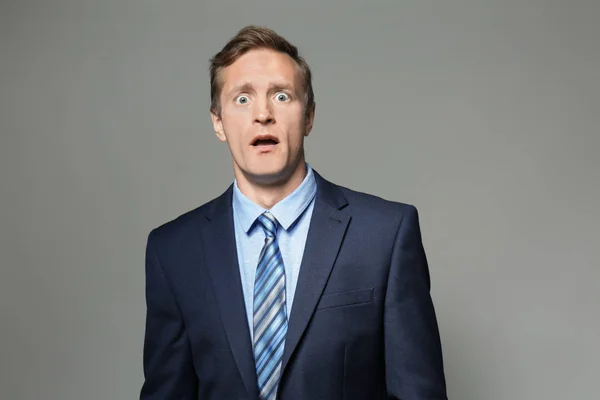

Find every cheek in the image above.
[278,107,306,132]
[221,114,250,144]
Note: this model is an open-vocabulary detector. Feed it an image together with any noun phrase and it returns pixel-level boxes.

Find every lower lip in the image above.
[252,144,278,153]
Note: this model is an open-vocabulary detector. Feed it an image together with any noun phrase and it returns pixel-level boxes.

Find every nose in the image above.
[253,97,274,125]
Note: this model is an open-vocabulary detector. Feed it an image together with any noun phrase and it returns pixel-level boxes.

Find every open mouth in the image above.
[251,136,279,147]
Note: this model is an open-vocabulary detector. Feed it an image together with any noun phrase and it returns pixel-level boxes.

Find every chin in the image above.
[245,164,291,185]
[250,170,287,185]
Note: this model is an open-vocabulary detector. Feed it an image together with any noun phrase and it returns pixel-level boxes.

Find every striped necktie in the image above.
[253,211,288,400]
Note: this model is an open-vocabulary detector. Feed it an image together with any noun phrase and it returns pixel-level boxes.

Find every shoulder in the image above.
[146,187,231,247]
[313,170,422,232]
[335,182,419,223]
[332,183,424,247]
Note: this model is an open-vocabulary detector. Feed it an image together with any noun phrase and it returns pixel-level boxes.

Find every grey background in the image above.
[1,0,599,399]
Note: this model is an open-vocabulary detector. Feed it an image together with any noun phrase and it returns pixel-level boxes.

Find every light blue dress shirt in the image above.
[232,164,317,341]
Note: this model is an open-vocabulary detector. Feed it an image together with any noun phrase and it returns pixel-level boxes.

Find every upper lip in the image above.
[251,134,280,146]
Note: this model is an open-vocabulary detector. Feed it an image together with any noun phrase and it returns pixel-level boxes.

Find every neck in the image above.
[235,161,308,209]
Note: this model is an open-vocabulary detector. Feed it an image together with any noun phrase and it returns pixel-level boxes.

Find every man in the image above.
[141,25,447,400]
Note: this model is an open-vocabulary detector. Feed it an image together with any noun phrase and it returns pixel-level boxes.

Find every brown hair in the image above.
[209,25,314,117]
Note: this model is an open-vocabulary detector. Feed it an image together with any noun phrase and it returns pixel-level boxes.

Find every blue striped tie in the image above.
[253,212,288,400]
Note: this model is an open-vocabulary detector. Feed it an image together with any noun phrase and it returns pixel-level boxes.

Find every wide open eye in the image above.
[235,95,250,105]
[274,92,290,102]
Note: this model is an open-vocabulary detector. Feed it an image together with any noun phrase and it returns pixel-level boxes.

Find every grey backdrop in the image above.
[1,0,599,399]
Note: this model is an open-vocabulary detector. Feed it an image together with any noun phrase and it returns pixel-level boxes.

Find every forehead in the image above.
[220,48,301,92]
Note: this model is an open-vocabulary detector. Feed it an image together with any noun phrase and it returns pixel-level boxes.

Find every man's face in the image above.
[211,48,314,186]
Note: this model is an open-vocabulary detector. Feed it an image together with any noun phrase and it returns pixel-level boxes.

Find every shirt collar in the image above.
[232,163,317,233]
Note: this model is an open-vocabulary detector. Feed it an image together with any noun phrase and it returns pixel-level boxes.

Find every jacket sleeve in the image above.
[384,205,448,399]
[140,230,198,399]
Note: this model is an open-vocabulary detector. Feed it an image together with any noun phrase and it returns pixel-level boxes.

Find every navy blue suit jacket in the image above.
[141,171,447,399]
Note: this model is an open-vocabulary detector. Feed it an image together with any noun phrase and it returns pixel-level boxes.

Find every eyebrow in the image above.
[227,81,295,97]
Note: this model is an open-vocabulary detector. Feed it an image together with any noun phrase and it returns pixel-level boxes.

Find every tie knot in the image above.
[257,212,278,238]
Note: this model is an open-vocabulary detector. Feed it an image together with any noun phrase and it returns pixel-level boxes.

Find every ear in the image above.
[210,108,227,142]
[304,102,316,137]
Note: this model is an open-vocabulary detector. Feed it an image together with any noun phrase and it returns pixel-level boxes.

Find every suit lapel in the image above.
[281,171,351,373]
[199,187,259,399]
[198,172,351,392]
